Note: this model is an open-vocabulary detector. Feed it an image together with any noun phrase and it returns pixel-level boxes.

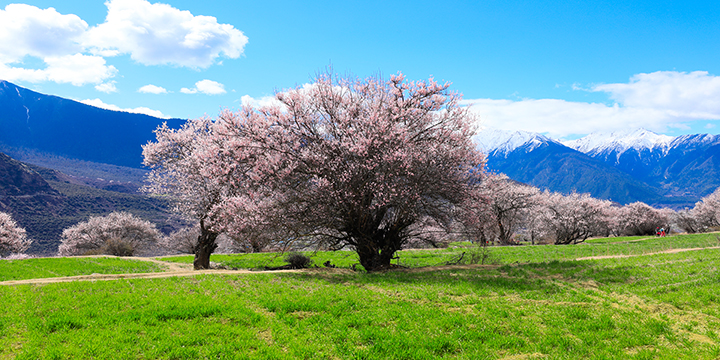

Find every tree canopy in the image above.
[144,71,485,271]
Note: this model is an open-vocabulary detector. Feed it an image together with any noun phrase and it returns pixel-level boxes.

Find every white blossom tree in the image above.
[613,202,671,236]
[531,191,613,245]
[460,174,540,245]
[142,118,232,268]
[692,187,720,231]
[57,212,162,256]
[672,208,701,234]
[0,212,32,258]
[481,174,540,244]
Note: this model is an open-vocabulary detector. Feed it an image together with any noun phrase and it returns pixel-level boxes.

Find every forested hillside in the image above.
[0,152,186,255]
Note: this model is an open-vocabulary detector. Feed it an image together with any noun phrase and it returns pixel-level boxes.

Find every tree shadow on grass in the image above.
[271,259,636,294]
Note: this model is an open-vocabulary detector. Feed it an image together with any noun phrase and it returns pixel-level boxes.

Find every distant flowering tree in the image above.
[531,191,613,245]
[462,174,539,245]
[57,212,162,256]
[0,212,32,258]
[614,202,671,236]
[672,209,701,234]
[692,187,720,231]
[145,71,485,271]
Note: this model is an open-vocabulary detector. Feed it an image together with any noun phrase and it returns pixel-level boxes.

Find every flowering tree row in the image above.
[463,174,682,245]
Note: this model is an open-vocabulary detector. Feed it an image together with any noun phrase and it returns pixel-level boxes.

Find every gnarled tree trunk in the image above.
[193,220,218,270]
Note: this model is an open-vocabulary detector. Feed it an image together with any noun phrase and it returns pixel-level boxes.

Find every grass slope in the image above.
[1,234,719,359]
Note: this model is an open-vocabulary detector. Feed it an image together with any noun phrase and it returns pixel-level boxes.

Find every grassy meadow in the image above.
[1,233,719,359]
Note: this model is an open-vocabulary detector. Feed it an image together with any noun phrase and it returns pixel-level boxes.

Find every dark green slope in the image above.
[0,152,186,255]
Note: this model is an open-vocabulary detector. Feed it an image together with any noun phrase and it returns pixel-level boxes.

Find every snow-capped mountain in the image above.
[474,128,666,205]
[474,127,720,207]
[564,129,674,158]
[473,128,560,155]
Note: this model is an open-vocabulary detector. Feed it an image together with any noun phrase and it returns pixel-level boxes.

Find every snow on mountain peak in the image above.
[473,128,555,155]
[563,128,674,155]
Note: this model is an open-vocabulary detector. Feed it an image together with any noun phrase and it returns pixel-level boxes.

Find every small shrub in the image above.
[447,244,499,265]
[285,253,312,269]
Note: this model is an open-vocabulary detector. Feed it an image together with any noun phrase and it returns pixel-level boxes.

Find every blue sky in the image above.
[1,0,719,139]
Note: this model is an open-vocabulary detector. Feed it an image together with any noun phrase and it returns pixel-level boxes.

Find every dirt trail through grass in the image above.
[4,244,719,286]
[575,246,720,261]
[0,255,299,286]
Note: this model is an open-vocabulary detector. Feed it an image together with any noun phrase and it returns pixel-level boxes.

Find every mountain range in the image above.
[1,80,718,253]
[0,80,183,168]
[474,128,720,207]
[0,81,188,254]
[0,151,188,255]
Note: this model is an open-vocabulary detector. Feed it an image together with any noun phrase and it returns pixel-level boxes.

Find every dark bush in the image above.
[101,238,135,256]
[285,252,312,269]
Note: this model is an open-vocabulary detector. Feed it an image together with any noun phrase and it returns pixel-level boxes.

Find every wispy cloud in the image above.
[464,71,720,138]
[80,98,169,118]
[181,80,226,95]
[240,94,283,108]
[138,84,168,94]
[95,81,117,93]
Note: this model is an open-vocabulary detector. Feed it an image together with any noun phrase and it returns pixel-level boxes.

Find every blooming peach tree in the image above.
[0,212,32,258]
[145,71,485,271]
[692,187,720,231]
[57,212,162,256]
[613,202,671,236]
[531,191,613,245]
[143,118,234,268]
[479,174,540,244]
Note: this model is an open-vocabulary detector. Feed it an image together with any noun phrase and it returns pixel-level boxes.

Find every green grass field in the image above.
[0,256,167,282]
[1,233,719,359]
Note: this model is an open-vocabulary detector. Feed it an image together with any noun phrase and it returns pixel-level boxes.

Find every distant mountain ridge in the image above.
[0,151,184,255]
[0,80,184,168]
[564,129,675,159]
[0,152,57,197]
[473,129,561,156]
[475,128,717,207]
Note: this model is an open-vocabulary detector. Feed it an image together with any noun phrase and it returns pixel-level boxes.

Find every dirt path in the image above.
[4,245,720,286]
[0,255,300,286]
[575,246,720,261]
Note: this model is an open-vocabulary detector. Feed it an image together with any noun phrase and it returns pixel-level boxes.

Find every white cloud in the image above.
[0,5,114,86]
[44,54,118,85]
[240,94,283,108]
[0,2,246,88]
[138,84,168,94]
[464,71,720,138]
[181,79,226,95]
[80,98,169,118]
[592,71,720,119]
[95,81,117,93]
[0,54,117,86]
[0,4,87,63]
[84,0,248,68]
